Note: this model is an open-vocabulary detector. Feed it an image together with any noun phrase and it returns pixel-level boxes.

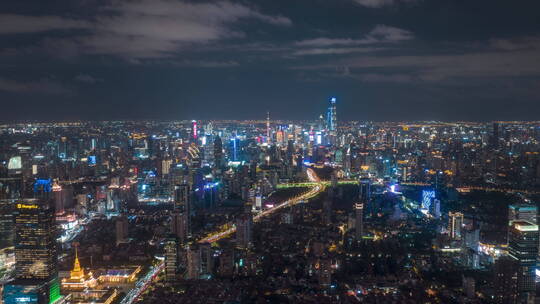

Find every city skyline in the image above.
[2,0,540,121]
[0,115,539,303]
[2,1,540,303]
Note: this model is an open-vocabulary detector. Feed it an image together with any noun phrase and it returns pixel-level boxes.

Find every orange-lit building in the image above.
[61,249,97,291]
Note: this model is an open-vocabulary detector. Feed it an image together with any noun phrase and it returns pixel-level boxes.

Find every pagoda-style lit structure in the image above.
[61,248,97,291]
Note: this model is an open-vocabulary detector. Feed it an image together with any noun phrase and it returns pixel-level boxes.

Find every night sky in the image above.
[2,0,540,122]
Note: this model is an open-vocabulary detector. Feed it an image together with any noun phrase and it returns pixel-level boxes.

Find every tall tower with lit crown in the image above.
[326,97,337,145]
[266,111,271,144]
[327,97,337,132]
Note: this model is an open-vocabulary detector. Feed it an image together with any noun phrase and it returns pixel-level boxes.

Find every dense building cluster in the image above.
[0,98,539,303]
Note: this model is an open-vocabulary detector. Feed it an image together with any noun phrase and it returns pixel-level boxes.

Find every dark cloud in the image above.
[75,73,102,84]
[79,0,292,58]
[489,36,540,51]
[296,25,413,47]
[1,0,292,59]
[0,0,539,121]
[0,78,72,95]
[296,44,540,82]
[293,47,382,56]
[352,0,417,8]
[0,14,91,34]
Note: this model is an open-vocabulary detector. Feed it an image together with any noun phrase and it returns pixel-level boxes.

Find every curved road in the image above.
[198,168,325,244]
[127,168,324,304]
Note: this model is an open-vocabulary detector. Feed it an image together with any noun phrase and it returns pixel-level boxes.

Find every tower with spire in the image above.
[61,247,97,291]
[326,97,338,145]
[70,248,84,280]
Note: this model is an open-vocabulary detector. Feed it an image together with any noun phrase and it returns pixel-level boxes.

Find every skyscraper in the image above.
[2,157,24,199]
[326,97,337,132]
[358,178,371,203]
[187,143,201,170]
[164,237,179,282]
[174,184,191,212]
[173,184,191,240]
[326,97,337,145]
[13,200,57,280]
[359,178,371,215]
[171,211,188,244]
[202,134,215,166]
[115,216,129,246]
[199,243,213,278]
[508,220,538,301]
[213,136,223,169]
[266,111,271,144]
[236,213,253,249]
[494,256,518,304]
[448,211,464,240]
[422,189,436,211]
[3,199,61,304]
[186,245,200,280]
[355,203,364,240]
[430,199,441,219]
[508,204,537,224]
[191,120,198,140]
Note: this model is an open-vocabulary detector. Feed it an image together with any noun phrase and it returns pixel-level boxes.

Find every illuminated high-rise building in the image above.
[2,156,25,199]
[430,199,441,219]
[199,243,213,278]
[421,189,436,211]
[508,220,538,301]
[355,203,364,240]
[171,211,188,243]
[326,97,337,132]
[164,237,179,282]
[4,199,61,304]
[186,245,200,280]
[52,183,73,215]
[266,111,271,144]
[191,120,198,140]
[448,211,464,240]
[358,178,371,215]
[494,256,518,304]
[13,200,57,280]
[358,178,371,203]
[173,184,191,240]
[276,130,284,145]
[187,143,201,169]
[229,136,241,162]
[202,134,215,166]
[174,184,191,212]
[508,204,537,224]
